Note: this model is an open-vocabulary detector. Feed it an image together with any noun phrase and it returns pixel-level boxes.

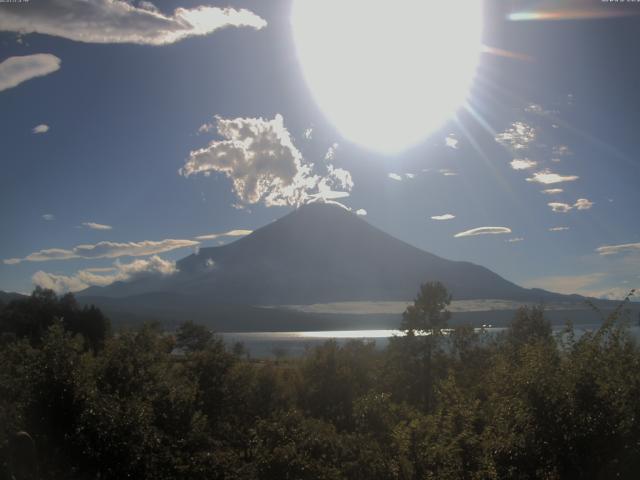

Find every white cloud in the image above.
[507,237,524,242]
[523,273,637,301]
[194,229,252,241]
[42,213,55,221]
[431,214,455,221]
[83,267,118,273]
[454,226,511,238]
[310,165,353,203]
[445,134,458,149]
[521,273,606,295]
[596,242,640,256]
[548,226,569,232]
[405,173,415,179]
[197,122,214,134]
[524,103,543,114]
[304,127,313,140]
[326,164,352,190]
[324,143,338,161]
[548,202,573,213]
[32,124,49,134]
[580,287,638,301]
[542,188,563,194]
[0,54,61,92]
[574,198,593,210]
[4,238,198,264]
[439,169,458,177]
[510,158,537,170]
[552,145,572,156]
[309,198,351,210]
[181,114,352,207]
[526,169,579,184]
[32,271,88,294]
[32,255,178,294]
[388,173,402,181]
[0,0,266,45]
[549,198,593,213]
[524,103,558,116]
[113,255,177,277]
[495,121,536,150]
[355,209,367,216]
[82,222,113,230]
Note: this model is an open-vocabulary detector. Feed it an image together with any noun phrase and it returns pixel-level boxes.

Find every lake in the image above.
[221,324,640,358]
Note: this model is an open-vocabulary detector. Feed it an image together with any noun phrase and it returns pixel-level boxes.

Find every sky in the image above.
[0,0,639,300]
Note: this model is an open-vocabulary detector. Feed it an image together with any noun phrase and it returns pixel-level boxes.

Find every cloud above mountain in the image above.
[181,114,353,207]
[510,158,537,170]
[454,226,512,238]
[82,222,113,230]
[548,198,593,213]
[495,121,537,150]
[596,242,640,256]
[548,202,573,213]
[0,0,266,45]
[574,198,594,210]
[194,229,252,241]
[32,124,50,134]
[431,214,455,221]
[4,238,198,264]
[0,54,61,92]
[445,134,459,149]
[526,169,579,184]
[32,255,177,294]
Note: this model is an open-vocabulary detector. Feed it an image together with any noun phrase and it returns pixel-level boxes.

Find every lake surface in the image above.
[222,324,640,358]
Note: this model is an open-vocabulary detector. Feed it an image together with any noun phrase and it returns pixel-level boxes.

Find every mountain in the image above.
[0,291,28,305]
[80,202,573,305]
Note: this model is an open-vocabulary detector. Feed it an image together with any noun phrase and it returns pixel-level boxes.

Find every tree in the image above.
[507,305,551,347]
[393,281,452,411]
[175,320,214,352]
[0,288,110,351]
[401,281,451,335]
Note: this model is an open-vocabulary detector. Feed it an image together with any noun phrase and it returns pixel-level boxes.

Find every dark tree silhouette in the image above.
[175,320,214,352]
[401,281,451,335]
[0,287,110,351]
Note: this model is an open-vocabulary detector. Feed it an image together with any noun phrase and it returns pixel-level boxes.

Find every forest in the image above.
[1,284,639,479]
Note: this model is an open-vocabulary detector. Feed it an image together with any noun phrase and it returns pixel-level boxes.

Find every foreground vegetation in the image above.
[1,285,639,479]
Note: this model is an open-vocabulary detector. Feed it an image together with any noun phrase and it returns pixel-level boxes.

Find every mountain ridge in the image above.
[79,202,579,304]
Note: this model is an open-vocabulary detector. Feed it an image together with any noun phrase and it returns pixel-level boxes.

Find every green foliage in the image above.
[2,286,640,478]
[401,281,451,335]
[0,287,110,351]
[506,305,552,347]
[176,320,214,352]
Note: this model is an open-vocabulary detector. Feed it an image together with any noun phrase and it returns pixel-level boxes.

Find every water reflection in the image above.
[222,325,640,359]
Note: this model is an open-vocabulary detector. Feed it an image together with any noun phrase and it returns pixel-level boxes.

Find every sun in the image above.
[291,1,484,154]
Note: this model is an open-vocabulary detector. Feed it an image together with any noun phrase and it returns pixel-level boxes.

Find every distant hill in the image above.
[80,203,576,305]
[0,291,27,305]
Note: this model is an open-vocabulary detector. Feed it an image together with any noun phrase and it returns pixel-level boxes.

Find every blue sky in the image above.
[0,0,639,300]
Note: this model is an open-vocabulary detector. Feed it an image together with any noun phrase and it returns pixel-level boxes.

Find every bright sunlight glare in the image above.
[291,1,484,154]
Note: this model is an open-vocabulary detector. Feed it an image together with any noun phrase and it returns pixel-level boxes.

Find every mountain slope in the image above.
[0,291,28,305]
[80,203,569,305]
